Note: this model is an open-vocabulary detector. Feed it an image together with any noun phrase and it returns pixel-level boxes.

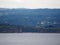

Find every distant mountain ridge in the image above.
[0,8,60,27]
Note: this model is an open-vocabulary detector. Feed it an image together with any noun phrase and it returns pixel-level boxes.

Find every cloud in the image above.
[0,0,60,9]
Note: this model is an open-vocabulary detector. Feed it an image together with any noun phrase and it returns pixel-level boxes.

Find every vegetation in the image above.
[0,24,60,33]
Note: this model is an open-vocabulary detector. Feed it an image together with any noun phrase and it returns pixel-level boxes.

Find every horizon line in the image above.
[0,8,60,9]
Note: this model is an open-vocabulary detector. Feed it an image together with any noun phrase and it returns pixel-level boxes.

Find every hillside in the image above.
[0,8,60,33]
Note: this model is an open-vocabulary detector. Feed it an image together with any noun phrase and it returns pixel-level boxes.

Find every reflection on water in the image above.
[0,33,60,45]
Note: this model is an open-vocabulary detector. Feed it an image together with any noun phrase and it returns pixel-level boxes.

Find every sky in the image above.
[0,0,60,9]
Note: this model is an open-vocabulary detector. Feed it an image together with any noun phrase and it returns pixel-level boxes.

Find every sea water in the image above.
[0,33,60,45]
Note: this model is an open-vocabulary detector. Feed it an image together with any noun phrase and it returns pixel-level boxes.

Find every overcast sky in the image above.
[0,0,60,9]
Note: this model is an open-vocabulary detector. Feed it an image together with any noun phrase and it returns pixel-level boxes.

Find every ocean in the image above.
[0,33,60,45]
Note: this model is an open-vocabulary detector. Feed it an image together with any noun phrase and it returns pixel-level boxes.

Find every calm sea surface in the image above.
[0,33,60,45]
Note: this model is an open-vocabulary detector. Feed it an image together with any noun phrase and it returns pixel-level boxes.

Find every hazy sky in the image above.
[0,0,60,9]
